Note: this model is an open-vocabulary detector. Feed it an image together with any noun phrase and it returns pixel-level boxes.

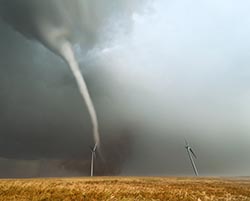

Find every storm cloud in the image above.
[0,0,250,177]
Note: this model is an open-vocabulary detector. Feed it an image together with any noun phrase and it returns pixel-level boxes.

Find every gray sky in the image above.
[0,0,250,177]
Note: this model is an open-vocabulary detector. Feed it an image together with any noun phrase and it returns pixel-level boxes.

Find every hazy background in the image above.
[0,0,250,177]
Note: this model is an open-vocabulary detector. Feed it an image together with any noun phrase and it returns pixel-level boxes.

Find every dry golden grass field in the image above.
[0,177,249,201]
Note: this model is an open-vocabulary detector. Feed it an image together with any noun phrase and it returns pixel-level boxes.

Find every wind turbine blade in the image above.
[190,148,197,159]
[93,143,98,152]
[184,138,189,146]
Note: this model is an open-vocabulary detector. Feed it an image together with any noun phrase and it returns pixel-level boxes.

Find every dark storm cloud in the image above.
[0,0,145,55]
[0,0,250,178]
[0,26,135,172]
[0,0,146,176]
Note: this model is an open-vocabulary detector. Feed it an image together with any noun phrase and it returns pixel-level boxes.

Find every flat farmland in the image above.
[0,177,249,201]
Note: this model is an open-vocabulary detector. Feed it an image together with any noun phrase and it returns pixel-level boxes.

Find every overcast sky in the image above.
[0,0,250,177]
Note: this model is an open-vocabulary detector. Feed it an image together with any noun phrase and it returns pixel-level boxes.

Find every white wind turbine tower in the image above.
[185,139,199,176]
[90,143,97,177]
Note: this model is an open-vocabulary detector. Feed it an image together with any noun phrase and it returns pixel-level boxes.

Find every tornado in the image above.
[60,41,101,148]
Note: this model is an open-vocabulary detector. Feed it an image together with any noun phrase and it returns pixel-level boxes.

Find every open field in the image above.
[0,177,250,201]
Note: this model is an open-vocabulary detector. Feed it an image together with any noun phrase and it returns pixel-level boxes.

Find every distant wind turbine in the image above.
[90,143,97,177]
[185,139,199,176]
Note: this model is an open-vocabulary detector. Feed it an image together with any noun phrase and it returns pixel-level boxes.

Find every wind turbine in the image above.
[185,139,199,176]
[90,143,97,177]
